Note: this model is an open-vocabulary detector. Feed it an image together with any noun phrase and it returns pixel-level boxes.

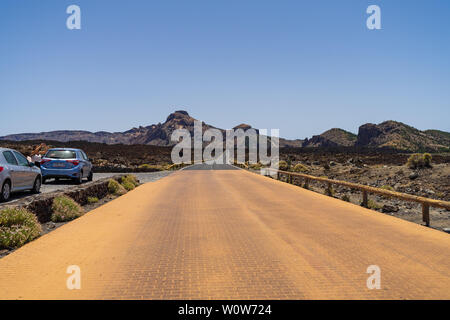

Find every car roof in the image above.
[0,147,15,152]
[47,148,81,151]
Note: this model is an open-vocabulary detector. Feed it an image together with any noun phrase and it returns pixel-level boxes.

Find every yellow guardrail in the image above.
[264,168,450,227]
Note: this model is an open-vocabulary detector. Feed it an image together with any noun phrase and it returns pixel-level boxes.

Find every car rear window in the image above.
[3,151,18,165]
[45,150,77,159]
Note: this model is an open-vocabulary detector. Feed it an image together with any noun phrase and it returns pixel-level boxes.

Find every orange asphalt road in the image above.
[0,167,449,299]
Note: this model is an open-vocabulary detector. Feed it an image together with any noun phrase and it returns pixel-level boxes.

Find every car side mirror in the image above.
[28,162,36,167]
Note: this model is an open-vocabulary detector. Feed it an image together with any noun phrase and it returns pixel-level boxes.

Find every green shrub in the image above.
[87,196,99,204]
[407,153,432,169]
[121,180,135,191]
[341,195,350,202]
[407,154,422,169]
[0,208,42,249]
[121,175,139,187]
[367,199,382,210]
[51,196,85,222]
[293,163,309,173]
[380,185,394,191]
[423,153,432,167]
[277,160,289,171]
[108,179,127,196]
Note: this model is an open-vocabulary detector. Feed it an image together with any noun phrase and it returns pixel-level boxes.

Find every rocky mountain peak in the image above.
[302,128,357,148]
[166,110,191,122]
[233,124,252,130]
[356,123,382,146]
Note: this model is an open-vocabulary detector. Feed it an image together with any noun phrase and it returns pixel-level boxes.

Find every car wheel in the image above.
[32,177,41,194]
[0,181,11,202]
[88,170,93,182]
[75,173,83,185]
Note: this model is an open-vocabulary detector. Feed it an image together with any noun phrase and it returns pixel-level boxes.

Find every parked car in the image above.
[0,148,42,202]
[40,148,93,185]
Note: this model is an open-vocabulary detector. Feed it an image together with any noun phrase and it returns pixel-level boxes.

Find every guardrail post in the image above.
[362,191,368,208]
[422,203,430,227]
[289,175,293,184]
[277,172,280,180]
[326,182,333,196]
[304,178,309,189]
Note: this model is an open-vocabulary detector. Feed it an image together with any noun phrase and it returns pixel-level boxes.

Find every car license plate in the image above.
[53,162,66,168]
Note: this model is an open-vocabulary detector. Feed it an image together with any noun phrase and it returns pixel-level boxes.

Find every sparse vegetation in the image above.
[423,153,432,167]
[108,179,127,196]
[249,162,263,170]
[119,174,139,191]
[121,180,135,191]
[341,195,350,202]
[407,153,432,169]
[367,199,383,210]
[0,208,42,249]
[51,196,85,222]
[380,185,394,191]
[87,196,99,204]
[293,163,309,173]
[139,164,165,171]
[121,175,139,187]
[277,160,289,171]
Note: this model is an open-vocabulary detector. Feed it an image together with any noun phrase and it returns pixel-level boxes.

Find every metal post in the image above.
[422,203,430,227]
[289,175,293,184]
[362,191,368,208]
[304,179,309,189]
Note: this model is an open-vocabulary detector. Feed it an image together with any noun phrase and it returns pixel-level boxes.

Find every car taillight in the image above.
[40,159,51,165]
[0,166,3,173]
[67,160,79,166]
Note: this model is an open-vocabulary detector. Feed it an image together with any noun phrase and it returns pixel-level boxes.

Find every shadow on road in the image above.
[43,178,79,186]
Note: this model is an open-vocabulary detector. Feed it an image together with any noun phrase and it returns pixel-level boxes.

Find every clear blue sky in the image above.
[1,0,449,139]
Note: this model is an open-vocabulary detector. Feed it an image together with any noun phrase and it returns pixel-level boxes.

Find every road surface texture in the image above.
[0,164,449,299]
[4,171,172,204]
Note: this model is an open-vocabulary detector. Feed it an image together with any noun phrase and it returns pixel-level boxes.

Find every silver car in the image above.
[0,148,42,202]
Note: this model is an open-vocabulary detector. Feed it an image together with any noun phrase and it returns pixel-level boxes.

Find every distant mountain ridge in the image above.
[302,128,357,148]
[355,121,450,152]
[1,111,449,152]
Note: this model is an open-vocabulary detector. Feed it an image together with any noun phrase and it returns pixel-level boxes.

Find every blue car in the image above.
[40,148,93,184]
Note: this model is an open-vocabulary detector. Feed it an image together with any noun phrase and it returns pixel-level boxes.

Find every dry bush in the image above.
[0,208,41,248]
[108,179,127,196]
[51,196,85,222]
